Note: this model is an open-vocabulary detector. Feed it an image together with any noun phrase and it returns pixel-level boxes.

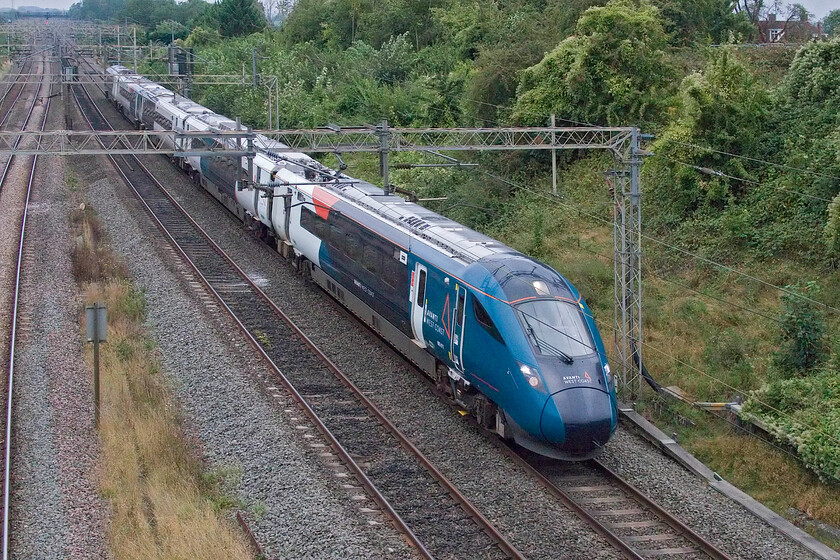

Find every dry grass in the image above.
[70,204,129,283]
[689,432,840,527]
[71,199,252,560]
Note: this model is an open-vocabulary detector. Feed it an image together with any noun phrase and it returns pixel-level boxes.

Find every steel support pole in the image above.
[132,27,137,72]
[93,308,100,427]
[551,114,557,196]
[378,120,390,195]
[613,127,643,402]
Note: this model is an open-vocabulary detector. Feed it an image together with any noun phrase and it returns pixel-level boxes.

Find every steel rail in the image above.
[71,78,525,560]
[2,56,53,560]
[0,59,32,116]
[303,275,733,560]
[591,459,732,560]
[0,59,40,194]
[71,51,724,560]
[493,440,732,560]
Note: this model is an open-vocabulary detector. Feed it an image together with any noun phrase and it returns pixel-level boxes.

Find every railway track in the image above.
[0,53,55,560]
[68,57,741,560]
[516,451,731,560]
[0,59,33,122]
[303,281,736,560]
[70,73,524,560]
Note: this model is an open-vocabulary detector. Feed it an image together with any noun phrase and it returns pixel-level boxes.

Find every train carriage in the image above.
[106,65,619,459]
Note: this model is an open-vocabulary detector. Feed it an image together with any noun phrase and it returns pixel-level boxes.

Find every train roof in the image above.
[106,65,519,265]
[323,179,511,264]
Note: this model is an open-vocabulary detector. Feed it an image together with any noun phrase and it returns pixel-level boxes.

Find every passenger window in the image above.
[416,270,426,305]
[345,234,361,260]
[473,297,505,345]
[314,218,328,240]
[329,225,341,247]
[362,246,379,272]
[383,257,403,288]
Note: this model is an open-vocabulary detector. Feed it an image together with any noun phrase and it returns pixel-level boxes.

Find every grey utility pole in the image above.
[377,120,390,195]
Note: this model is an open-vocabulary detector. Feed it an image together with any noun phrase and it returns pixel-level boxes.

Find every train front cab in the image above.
[464,255,618,459]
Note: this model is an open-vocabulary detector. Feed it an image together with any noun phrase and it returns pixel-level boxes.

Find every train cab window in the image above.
[473,298,505,345]
[517,300,594,358]
[456,291,465,326]
[416,270,426,305]
[362,246,380,273]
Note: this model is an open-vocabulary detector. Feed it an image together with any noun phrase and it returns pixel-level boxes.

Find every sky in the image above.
[4,0,838,20]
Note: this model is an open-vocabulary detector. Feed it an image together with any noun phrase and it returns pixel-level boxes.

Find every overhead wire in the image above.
[652,153,836,204]
[664,139,840,183]
[367,52,840,472]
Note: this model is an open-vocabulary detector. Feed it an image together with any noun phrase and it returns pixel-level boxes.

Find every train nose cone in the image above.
[540,388,614,452]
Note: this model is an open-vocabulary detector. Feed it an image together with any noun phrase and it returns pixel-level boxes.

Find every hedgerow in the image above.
[742,372,840,484]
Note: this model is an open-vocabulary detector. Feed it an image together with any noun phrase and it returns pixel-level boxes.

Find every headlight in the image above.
[518,363,546,393]
[604,363,613,388]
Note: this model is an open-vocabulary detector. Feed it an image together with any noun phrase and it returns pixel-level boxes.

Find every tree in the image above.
[644,49,769,229]
[824,9,840,36]
[654,0,752,44]
[217,0,266,37]
[514,0,673,126]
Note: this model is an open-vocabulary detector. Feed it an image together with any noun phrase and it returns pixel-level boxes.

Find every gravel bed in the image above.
[598,428,819,559]
[0,57,44,384]
[10,75,109,558]
[79,157,416,559]
[140,151,823,560]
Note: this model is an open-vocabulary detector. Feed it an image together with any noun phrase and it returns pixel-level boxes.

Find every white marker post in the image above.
[85,303,107,427]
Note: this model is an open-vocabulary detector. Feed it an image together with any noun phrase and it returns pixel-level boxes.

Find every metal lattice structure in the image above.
[609,129,644,402]
[4,73,261,86]
[266,126,635,156]
[0,130,255,156]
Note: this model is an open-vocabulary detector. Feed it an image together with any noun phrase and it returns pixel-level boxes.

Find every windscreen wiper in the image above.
[521,313,573,364]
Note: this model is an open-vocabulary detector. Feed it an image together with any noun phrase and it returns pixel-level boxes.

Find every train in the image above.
[104,64,619,459]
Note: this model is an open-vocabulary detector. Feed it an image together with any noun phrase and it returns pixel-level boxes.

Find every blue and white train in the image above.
[105,65,619,459]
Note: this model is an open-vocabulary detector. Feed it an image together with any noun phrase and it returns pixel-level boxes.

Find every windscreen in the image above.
[517,300,594,359]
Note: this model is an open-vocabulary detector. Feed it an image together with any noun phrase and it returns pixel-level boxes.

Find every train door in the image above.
[450,285,467,371]
[409,262,428,348]
[134,95,142,124]
[256,168,272,228]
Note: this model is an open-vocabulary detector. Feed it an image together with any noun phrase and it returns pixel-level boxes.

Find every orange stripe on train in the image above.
[313,186,340,220]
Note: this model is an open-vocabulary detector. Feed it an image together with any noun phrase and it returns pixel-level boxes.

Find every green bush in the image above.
[742,371,840,483]
[514,0,674,127]
[775,281,827,376]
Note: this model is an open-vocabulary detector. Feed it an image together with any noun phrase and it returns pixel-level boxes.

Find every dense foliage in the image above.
[69,0,210,31]
[775,282,827,374]
[742,372,840,483]
[514,0,673,126]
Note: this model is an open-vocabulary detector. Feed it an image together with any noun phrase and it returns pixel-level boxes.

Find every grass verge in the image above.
[69,180,253,560]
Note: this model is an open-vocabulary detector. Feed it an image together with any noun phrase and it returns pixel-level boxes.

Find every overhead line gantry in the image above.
[0,124,646,400]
